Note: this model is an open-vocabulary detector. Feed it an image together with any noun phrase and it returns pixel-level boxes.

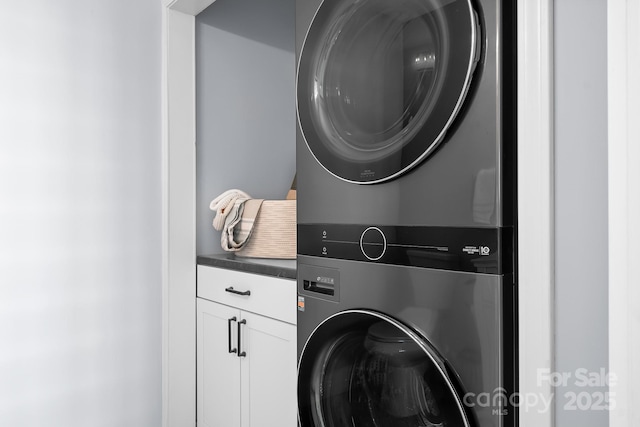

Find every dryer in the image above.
[295,0,517,426]
[295,0,516,227]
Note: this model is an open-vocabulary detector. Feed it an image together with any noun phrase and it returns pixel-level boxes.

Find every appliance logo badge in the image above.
[463,245,491,256]
[360,169,376,179]
[316,276,335,285]
[297,296,305,312]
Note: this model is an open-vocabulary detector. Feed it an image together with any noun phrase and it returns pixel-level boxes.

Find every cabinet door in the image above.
[197,298,241,427]
[240,311,297,427]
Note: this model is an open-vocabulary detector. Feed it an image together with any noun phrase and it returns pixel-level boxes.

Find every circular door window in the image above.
[297,310,472,426]
[297,0,480,184]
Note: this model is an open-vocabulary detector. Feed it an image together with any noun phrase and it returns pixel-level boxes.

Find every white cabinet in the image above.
[196,265,297,427]
[197,299,242,427]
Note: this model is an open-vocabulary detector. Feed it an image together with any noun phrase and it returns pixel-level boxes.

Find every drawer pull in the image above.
[237,319,247,358]
[228,317,237,354]
[225,286,251,296]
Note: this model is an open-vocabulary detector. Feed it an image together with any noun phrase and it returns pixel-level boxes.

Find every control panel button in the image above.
[360,227,387,261]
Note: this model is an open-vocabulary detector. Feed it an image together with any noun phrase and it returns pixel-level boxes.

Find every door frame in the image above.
[160,0,556,426]
[608,1,640,426]
[161,1,214,426]
[516,0,555,425]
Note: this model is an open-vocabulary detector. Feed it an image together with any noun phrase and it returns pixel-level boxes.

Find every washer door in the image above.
[297,0,480,184]
[297,310,472,427]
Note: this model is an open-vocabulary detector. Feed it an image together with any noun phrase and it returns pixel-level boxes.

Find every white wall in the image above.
[555,0,609,425]
[0,1,162,426]
[195,0,296,255]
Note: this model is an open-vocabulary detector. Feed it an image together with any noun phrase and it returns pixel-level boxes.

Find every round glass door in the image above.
[297,310,472,427]
[297,0,480,184]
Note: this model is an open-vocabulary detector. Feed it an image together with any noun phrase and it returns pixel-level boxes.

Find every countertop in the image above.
[197,253,297,280]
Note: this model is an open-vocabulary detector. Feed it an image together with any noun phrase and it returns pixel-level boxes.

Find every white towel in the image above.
[209,189,251,231]
[210,190,263,251]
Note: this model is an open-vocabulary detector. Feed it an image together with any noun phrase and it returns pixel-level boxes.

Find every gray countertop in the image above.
[197,253,297,280]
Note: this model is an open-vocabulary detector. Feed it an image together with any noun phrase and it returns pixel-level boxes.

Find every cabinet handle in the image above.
[225,287,251,296]
[237,319,247,358]
[228,317,237,354]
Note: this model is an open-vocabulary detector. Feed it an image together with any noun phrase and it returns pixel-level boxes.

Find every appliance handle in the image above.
[228,317,237,354]
[237,319,247,357]
[225,286,251,296]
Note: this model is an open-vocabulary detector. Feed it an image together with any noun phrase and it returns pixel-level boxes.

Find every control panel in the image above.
[298,224,513,275]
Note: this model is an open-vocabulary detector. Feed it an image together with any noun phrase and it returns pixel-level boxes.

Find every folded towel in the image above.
[209,189,251,231]
[221,199,264,251]
[210,189,263,251]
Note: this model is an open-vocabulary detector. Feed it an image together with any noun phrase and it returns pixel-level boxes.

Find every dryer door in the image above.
[297,310,472,427]
[297,0,480,184]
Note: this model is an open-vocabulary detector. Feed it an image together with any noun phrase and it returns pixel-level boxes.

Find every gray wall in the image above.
[554,0,608,425]
[196,0,296,255]
[0,0,162,425]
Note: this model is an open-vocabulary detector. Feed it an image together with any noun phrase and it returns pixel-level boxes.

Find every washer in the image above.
[295,0,517,426]
[297,253,515,427]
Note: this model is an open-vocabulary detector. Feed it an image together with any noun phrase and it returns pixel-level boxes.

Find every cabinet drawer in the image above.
[197,265,296,324]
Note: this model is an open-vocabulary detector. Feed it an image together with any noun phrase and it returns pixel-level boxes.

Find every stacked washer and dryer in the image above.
[295,0,517,426]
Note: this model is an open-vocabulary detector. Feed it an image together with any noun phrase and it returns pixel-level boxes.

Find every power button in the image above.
[360,227,387,261]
